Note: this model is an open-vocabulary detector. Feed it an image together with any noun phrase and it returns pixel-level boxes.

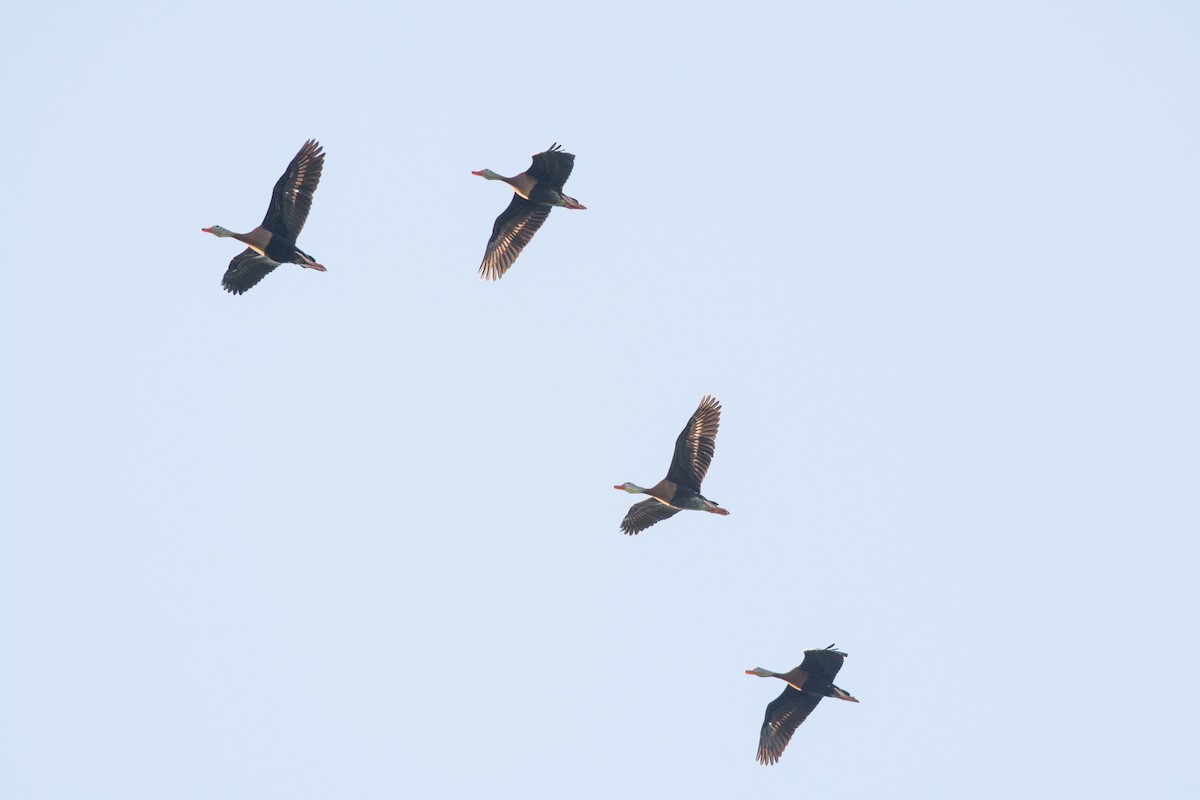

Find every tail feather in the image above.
[297,251,327,272]
[560,194,587,210]
[831,684,859,703]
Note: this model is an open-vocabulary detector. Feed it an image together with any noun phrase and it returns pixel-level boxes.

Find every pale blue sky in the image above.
[2,2,1198,798]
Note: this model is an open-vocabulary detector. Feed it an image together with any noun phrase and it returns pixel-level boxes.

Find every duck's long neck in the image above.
[745,667,782,679]
[237,227,273,250]
[207,225,272,252]
[475,169,518,186]
[477,169,536,199]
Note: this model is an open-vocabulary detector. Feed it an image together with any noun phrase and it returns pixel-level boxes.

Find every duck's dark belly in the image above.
[265,236,301,263]
[527,184,562,206]
[665,487,708,510]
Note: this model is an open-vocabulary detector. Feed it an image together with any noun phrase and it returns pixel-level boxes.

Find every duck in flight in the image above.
[745,645,859,765]
[614,395,729,535]
[472,143,586,280]
[203,139,326,295]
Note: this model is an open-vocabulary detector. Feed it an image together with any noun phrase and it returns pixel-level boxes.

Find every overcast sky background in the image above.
[2,2,1198,798]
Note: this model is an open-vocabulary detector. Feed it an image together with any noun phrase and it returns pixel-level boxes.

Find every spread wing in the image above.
[478,195,551,281]
[755,686,823,765]
[527,143,575,190]
[619,499,681,535]
[262,139,324,241]
[799,645,848,684]
[665,395,722,491]
[222,249,280,295]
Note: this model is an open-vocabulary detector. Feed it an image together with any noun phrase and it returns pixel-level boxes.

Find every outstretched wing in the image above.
[526,143,575,191]
[619,499,681,535]
[756,686,823,765]
[799,645,848,684]
[665,395,722,491]
[263,139,324,241]
[222,249,280,295]
[479,195,552,281]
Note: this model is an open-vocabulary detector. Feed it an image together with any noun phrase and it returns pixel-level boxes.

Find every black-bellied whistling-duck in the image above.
[472,143,586,280]
[745,645,859,765]
[613,395,729,535]
[203,139,326,295]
